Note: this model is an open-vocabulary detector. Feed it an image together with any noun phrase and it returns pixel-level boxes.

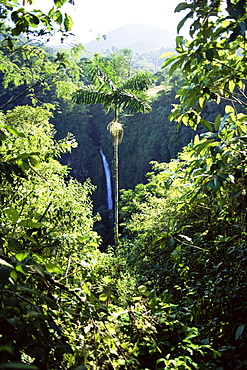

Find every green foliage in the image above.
[72,55,155,118]
[0,40,83,110]
[0,104,95,368]
[164,0,247,133]
[117,2,247,368]
[0,0,74,39]
[120,91,247,370]
[0,102,212,369]
[0,76,212,370]
[2,2,247,368]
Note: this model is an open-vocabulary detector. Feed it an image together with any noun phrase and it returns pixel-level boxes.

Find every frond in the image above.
[72,85,114,107]
[114,90,152,114]
[85,60,117,92]
[120,72,155,92]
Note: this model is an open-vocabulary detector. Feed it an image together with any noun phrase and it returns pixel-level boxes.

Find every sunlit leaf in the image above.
[5,126,25,137]
[159,51,175,59]
[138,285,147,294]
[15,252,29,262]
[0,258,13,269]
[64,13,73,31]
[18,219,41,228]
[99,293,108,301]
[161,55,179,69]
[45,262,63,274]
[4,207,19,223]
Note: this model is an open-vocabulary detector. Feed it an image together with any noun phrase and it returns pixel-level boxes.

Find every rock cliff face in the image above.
[85,24,176,53]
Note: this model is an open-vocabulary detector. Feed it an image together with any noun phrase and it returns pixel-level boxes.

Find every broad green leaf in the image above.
[64,13,73,31]
[77,234,90,243]
[214,114,221,131]
[228,80,235,93]
[235,325,245,340]
[0,258,13,269]
[225,105,235,114]
[10,269,18,282]
[161,55,179,69]
[45,262,63,274]
[15,264,27,276]
[209,177,221,191]
[40,293,58,309]
[8,238,22,252]
[19,286,36,293]
[199,96,205,108]
[169,59,183,76]
[25,311,46,319]
[217,173,229,181]
[156,358,166,365]
[29,15,39,26]
[201,119,213,132]
[0,130,6,141]
[54,10,63,24]
[169,161,178,171]
[48,6,55,17]
[29,156,40,167]
[102,276,112,284]
[30,262,45,277]
[5,125,25,137]
[218,113,230,132]
[194,139,214,154]
[18,219,41,228]
[230,189,243,199]
[4,207,19,223]
[138,285,147,294]
[159,51,175,59]
[15,252,29,262]
[0,345,13,354]
[99,293,108,301]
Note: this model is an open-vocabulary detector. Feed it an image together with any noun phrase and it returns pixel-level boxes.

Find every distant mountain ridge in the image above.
[85,24,176,54]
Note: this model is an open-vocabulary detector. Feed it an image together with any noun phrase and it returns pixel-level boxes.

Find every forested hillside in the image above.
[0,42,196,210]
[0,1,247,369]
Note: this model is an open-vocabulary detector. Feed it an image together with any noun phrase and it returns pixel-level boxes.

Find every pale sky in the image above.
[27,0,187,43]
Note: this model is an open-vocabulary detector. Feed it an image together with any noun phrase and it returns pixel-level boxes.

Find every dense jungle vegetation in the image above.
[0,0,247,369]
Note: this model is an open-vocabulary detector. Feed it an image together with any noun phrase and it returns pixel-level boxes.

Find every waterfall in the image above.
[98,149,113,210]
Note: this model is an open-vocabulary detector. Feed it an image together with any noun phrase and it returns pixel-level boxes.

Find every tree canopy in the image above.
[0,0,74,40]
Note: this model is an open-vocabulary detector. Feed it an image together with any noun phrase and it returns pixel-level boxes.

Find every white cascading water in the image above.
[99,149,113,210]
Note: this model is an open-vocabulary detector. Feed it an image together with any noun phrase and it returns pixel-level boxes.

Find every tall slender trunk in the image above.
[107,115,123,249]
[113,138,119,248]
